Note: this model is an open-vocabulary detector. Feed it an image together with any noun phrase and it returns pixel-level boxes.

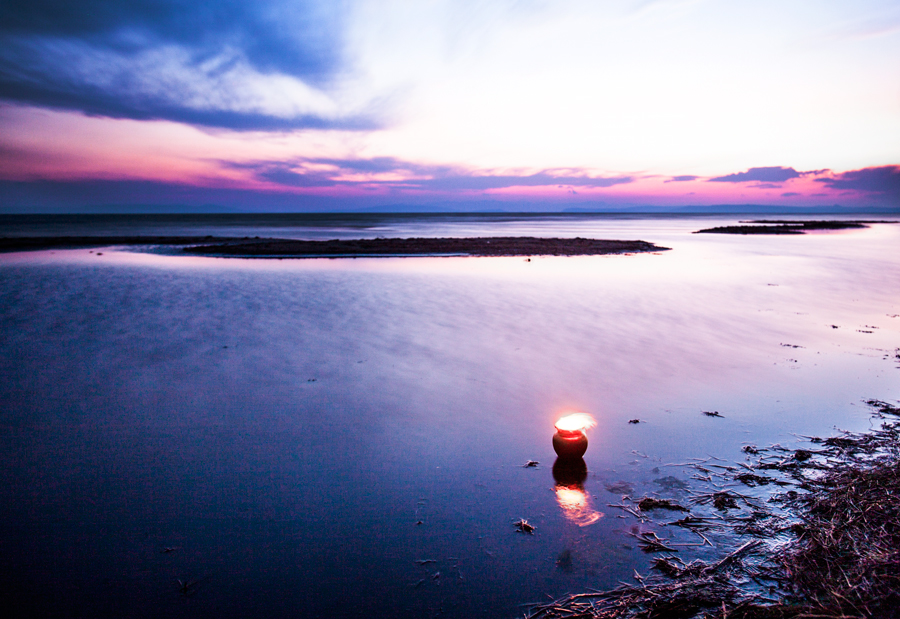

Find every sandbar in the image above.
[181,236,669,257]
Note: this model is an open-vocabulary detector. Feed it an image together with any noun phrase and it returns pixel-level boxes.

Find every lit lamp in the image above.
[552,413,596,459]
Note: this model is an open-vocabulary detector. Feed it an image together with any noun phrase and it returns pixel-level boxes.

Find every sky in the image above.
[1,0,898,212]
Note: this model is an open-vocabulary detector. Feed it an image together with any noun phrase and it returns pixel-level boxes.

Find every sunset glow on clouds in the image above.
[1,0,898,211]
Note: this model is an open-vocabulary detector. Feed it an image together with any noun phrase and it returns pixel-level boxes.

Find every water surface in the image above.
[1,214,898,618]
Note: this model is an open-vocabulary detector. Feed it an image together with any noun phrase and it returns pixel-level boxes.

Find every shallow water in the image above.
[1,215,898,618]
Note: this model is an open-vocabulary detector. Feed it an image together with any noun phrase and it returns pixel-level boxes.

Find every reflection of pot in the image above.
[552,457,588,486]
[551,457,602,526]
[553,429,588,459]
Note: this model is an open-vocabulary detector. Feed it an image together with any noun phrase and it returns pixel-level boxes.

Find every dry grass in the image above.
[774,401,900,618]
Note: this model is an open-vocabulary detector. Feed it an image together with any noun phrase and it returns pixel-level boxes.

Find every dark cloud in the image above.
[4,176,898,213]
[665,175,698,182]
[0,1,372,129]
[0,1,340,77]
[0,177,634,213]
[815,166,900,197]
[0,178,365,211]
[221,160,341,188]
[229,157,636,192]
[256,166,339,188]
[310,157,457,177]
[781,192,800,197]
[708,167,801,183]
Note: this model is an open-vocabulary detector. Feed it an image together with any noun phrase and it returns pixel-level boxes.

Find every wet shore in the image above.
[528,399,900,619]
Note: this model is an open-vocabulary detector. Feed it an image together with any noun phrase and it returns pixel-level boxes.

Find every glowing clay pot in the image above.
[553,429,588,459]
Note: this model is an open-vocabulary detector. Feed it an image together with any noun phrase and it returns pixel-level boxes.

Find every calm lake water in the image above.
[1,214,898,618]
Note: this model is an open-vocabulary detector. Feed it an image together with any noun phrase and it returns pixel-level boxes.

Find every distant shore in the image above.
[0,236,243,252]
[694,219,893,235]
[0,236,670,257]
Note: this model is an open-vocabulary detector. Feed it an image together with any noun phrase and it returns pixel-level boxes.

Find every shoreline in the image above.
[528,399,900,619]
[0,236,670,257]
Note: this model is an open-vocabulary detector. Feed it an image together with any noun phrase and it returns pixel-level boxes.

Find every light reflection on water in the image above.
[552,458,603,527]
[554,486,603,526]
[0,216,898,619]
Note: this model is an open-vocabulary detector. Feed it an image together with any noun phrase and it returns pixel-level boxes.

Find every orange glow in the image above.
[554,412,596,433]
[555,486,587,509]
[555,485,603,527]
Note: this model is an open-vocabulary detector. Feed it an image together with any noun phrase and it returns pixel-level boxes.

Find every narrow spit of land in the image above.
[182,237,669,257]
[0,236,669,256]
[695,220,893,235]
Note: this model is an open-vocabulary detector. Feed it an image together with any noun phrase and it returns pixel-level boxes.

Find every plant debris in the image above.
[734,472,775,486]
[792,449,811,462]
[702,410,724,417]
[523,460,540,468]
[633,531,678,553]
[514,519,535,534]
[712,492,739,511]
[176,578,199,597]
[665,515,713,530]
[525,399,900,619]
[638,497,689,512]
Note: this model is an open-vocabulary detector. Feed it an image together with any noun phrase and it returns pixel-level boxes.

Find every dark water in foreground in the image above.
[1,214,898,618]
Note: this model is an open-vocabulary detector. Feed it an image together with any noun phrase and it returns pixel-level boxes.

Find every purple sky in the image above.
[1,1,898,212]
